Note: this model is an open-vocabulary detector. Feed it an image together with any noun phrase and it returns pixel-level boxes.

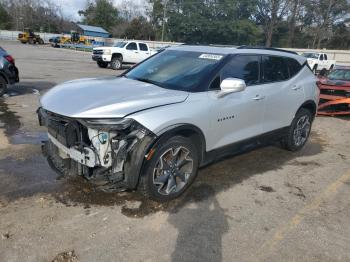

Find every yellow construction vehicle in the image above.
[18,28,44,45]
[70,32,89,44]
[50,32,91,47]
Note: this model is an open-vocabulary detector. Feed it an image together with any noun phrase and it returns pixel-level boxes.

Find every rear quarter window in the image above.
[262,56,289,83]
[285,58,303,78]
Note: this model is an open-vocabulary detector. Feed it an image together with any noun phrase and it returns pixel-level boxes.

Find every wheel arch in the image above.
[297,100,317,120]
[112,52,123,61]
[152,124,207,164]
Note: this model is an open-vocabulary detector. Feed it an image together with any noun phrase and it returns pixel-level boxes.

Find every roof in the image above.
[77,24,109,34]
[169,45,306,64]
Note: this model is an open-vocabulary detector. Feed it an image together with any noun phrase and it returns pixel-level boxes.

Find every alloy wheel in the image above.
[153,146,194,196]
[293,115,311,147]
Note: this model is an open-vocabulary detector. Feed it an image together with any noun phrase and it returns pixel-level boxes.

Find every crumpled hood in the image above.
[40,76,189,118]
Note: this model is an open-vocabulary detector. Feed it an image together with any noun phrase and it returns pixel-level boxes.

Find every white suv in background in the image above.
[38,45,319,201]
[92,41,157,70]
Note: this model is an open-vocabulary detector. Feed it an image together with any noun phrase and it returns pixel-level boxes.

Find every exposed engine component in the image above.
[38,108,156,192]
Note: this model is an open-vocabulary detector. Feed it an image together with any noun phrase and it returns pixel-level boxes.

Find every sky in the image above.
[56,0,146,21]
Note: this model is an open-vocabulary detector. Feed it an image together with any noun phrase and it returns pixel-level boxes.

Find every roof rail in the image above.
[237,45,298,55]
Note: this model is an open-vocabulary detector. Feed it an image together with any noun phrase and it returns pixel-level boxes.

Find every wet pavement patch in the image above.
[0,155,60,202]
[4,81,55,97]
[53,175,216,218]
[285,182,306,200]
[259,186,275,193]
[0,99,21,136]
[289,160,321,167]
[9,131,48,145]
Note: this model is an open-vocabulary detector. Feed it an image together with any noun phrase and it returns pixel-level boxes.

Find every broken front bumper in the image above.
[318,84,350,116]
[37,108,157,191]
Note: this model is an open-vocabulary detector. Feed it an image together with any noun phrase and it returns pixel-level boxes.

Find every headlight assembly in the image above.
[80,118,134,130]
[103,49,112,55]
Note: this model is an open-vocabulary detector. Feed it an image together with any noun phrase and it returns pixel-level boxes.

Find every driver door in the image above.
[207,55,265,150]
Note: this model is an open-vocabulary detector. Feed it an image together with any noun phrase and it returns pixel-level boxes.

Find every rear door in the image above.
[261,55,305,132]
[138,43,151,62]
[124,42,139,63]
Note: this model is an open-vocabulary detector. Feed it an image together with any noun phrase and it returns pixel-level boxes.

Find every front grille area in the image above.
[38,108,82,148]
[320,88,350,98]
[93,49,103,55]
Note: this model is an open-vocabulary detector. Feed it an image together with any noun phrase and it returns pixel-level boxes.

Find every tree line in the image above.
[0,0,349,49]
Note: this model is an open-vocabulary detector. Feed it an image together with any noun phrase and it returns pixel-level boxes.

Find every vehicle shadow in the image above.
[168,184,229,262]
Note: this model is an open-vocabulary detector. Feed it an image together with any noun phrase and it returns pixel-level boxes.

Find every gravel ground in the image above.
[0,41,350,262]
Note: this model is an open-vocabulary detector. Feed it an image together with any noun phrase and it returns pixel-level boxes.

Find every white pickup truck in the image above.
[92,41,158,70]
[302,52,336,73]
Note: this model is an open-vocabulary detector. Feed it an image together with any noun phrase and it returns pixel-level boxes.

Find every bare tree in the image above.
[256,0,289,47]
[287,0,302,47]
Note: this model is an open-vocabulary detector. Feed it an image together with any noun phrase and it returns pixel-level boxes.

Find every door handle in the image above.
[292,85,302,90]
[253,95,265,101]
[134,51,139,53]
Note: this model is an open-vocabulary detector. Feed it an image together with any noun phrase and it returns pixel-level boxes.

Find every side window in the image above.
[221,55,260,86]
[285,58,302,78]
[139,43,148,51]
[262,56,289,83]
[319,54,324,61]
[126,42,138,50]
[324,54,328,60]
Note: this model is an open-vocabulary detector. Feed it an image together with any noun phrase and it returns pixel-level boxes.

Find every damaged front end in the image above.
[37,108,156,192]
[318,82,350,116]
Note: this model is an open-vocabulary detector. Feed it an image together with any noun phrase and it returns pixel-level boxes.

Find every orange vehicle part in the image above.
[318,82,350,116]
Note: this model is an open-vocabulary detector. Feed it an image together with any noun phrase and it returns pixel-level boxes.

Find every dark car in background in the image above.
[0,46,19,96]
[318,67,350,116]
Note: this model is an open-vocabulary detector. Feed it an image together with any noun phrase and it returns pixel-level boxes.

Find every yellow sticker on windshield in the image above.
[199,54,223,60]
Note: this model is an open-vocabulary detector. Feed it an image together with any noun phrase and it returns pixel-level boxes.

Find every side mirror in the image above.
[218,78,246,97]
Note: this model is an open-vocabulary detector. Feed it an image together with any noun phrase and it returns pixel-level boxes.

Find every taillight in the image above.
[4,55,15,65]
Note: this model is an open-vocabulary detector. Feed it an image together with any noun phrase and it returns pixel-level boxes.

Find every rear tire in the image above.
[0,76,8,96]
[281,108,313,152]
[111,56,122,70]
[97,61,108,68]
[139,136,199,202]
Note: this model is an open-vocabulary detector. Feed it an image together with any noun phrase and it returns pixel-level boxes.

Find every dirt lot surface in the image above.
[0,41,350,262]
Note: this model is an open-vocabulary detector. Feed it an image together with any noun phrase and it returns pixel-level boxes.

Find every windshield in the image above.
[125,50,224,91]
[302,53,319,59]
[328,69,350,81]
[114,42,127,48]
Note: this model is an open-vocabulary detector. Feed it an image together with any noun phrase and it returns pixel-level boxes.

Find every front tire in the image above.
[139,136,199,202]
[97,61,108,68]
[281,108,313,151]
[110,56,122,70]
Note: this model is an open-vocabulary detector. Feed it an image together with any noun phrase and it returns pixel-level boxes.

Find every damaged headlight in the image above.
[79,118,134,130]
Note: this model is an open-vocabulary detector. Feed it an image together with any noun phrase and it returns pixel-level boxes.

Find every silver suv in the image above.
[38,45,318,201]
